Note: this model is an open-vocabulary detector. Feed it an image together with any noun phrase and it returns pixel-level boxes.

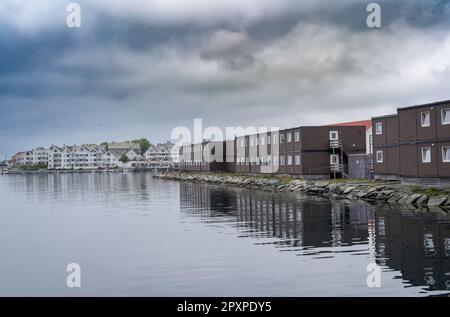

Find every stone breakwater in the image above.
[154,172,450,211]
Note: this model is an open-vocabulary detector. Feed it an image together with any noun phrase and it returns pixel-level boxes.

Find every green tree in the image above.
[132,138,151,154]
[119,154,129,163]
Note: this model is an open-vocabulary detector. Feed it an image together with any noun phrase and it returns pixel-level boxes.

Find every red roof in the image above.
[328,119,372,131]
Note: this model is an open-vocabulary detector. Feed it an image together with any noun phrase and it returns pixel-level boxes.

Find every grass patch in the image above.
[411,186,449,197]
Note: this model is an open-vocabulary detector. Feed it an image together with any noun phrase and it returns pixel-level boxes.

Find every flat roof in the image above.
[397,99,450,111]
[372,114,398,120]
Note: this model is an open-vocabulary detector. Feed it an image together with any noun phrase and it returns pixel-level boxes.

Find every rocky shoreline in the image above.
[154,172,450,212]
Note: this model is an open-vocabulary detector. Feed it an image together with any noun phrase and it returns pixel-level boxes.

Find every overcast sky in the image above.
[1,0,450,158]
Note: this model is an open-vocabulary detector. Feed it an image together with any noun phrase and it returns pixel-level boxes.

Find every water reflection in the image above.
[374,207,450,292]
[179,182,450,294]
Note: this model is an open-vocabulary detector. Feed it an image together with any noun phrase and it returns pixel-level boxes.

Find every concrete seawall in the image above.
[154,172,450,212]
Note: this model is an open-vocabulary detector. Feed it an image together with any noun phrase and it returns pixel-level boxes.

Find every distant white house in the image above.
[144,142,178,169]
[11,140,152,170]
[101,150,121,168]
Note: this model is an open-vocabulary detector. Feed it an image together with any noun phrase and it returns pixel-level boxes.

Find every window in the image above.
[442,108,450,125]
[330,155,339,165]
[261,156,266,165]
[443,146,450,163]
[375,122,383,135]
[273,156,279,166]
[280,156,285,166]
[260,136,265,146]
[287,155,292,165]
[267,135,271,145]
[329,130,339,141]
[295,131,300,142]
[280,134,285,144]
[421,111,431,127]
[376,150,383,163]
[295,155,301,165]
[422,147,431,163]
[286,133,292,143]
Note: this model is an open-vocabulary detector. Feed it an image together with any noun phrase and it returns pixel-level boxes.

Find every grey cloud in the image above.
[1,0,450,157]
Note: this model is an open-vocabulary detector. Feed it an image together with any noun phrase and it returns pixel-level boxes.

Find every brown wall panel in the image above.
[399,109,417,142]
[399,144,418,177]
[386,146,400,175]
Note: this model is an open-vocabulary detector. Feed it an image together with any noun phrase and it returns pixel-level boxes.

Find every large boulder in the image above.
[405,194,423,205]
[416,195,429,206]
[427,196,448,207]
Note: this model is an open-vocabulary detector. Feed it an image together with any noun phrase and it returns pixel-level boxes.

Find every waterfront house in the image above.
[145,142,178,170]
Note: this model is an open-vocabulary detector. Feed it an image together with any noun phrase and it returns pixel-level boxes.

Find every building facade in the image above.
[373,99,450,186]
[144,142,178,170]
[179,125,366,179]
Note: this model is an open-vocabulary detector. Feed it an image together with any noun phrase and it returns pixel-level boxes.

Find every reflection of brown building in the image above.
[179,182,370,249]
[375,208,450,292]
[373,100,450,186]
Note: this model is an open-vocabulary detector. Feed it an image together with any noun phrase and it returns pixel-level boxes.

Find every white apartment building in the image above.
[101,150,121,168]
[12,141,148,169]
[144,142,178,169]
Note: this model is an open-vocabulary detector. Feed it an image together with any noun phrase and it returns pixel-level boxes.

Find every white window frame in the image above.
[375,122,383,135]
[286,133,292,143]
[287,155,292,165]
[294,131,300,142]
[443,146,450,163]
[280,134,285,144]
[280,155,285,166]
[329,130,339,141]
[376,150,384,163]
[421,111,431,128]
[273,155,279,166]
[421,147,431,163]
[330,154,339,165]
[442,108,450,125]
[295,155,301,165]
[267,135,271,145]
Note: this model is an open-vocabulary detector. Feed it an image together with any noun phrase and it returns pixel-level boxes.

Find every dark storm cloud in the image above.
[1,0,450,158]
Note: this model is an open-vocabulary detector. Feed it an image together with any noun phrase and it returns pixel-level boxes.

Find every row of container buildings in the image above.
[178,99,450,186]
[373,100,450,187]
[179,125,369,180]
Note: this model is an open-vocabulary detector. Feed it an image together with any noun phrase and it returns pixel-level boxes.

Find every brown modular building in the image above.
[373,99,450,186]
[179,140,228,173]
[180,125,366,179]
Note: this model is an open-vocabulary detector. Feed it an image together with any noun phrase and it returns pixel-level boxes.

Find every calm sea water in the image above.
[0,173,449,297]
